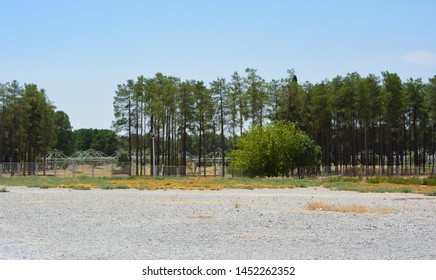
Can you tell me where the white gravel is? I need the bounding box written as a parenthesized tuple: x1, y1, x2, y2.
(0, 186, 435, 260)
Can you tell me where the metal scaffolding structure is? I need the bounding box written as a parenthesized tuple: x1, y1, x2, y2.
(44, 149, 118, 168)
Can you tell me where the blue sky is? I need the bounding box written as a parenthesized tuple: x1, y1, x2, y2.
(1, 0, 435, 129)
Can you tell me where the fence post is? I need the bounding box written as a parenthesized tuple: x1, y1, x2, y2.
(0, 163, 2, 177)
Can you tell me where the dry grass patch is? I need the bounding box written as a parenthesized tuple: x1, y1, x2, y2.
(42, 183, 97, 190)
(306, 201, 397, 214)
(323, 177, 436, 195)
(108, 177, 298, 190)
(362, 183, 435, 195)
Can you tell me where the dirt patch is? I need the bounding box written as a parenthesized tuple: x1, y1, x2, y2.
(306, 201, 398, 214)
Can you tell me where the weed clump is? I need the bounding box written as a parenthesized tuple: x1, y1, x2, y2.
(425, 189, 436, 196)
(69, 185, 91, 190)
(114, 185, 129, 189)
(394, 186, 412, 193)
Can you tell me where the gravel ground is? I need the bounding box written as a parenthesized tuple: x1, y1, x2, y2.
(0, 186, 435, 260)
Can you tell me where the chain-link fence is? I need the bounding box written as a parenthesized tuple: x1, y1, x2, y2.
(0, 162, 234, 178)
(0, 162, 117, 178)
(0, 162, 434, 178)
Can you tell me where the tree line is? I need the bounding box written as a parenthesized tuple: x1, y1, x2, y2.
(2, 68, 435, 178)
(113, 69, 436, 176)
(0, 81, 70, 167)
(306, 72, 436, 176)
(0, 81, 120, 170)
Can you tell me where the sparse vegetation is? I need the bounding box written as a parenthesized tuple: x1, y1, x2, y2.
(425, 189, 436, 196)
(323, 176, 362, 183)
(326, 183, 428, 194)
(0, 176, 315, 190)
(366, 176, 436, 186)
(322, 176, 436, 195)
(0, 175, 435, 195)
(422, 176, 436, 186)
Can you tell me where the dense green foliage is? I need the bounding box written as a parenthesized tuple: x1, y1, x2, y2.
(73, 129, 120, 156)
(54, 111, 74, 155)
(0, 81, 73, 164)
(229, 122, 319, 177)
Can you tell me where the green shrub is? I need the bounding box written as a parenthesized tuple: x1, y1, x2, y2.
(229, 122, 319, 178)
